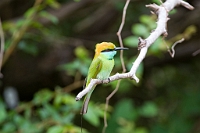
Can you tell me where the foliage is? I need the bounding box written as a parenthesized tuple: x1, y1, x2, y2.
(0, 88, 85, 133)
(124, 14, 163, 56)
(59, 46, 91, 76)
(0, 87, 112, 133)
(3, 0, 59, 58)
(148, 60, 200, 133)
(1, 0, 200, 133)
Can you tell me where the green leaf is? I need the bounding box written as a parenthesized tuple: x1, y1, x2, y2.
(139, 15, 156, 29)
(127, 56, 144, 80)
(124, 36, 138, 48)
(75, 46, 89, 61)
(139, 101, 158, 117)
(18, 41, 38, 56)
(39, 11, 59, 24)
(47, 126, 64, 133)
(149, 37, 163, 55)
(0, 100, 7, 123)
(61, 94, 76, 105)
(24, 7, 37, 18)
(117, 118, 135, 133)
(106, 99, 138, 133)
(2, 122, 16, 132)
(135, 128, 148, 133)
(115, 99, 138, 120)
(169, 9, 177, 15)
(151, 0, 161, 4)
(136, 62, 144, 79)
(83, 103, 100, 126)
(46, 0, 60, 8)
(33, 89, 54, 105)
(132, 23, 149, 37)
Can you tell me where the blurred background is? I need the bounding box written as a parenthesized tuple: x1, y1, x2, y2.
(0, 0, 200, 133)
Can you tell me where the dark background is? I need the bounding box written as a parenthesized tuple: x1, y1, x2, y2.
(0, 0, 200, 133)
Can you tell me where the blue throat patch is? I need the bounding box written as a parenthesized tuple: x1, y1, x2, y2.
(100, 51, 117, 60)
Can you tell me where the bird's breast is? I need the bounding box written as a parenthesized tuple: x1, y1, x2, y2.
(97, 59, 114, 80)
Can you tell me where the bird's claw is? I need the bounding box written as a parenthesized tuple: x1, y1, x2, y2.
(107, 78, 111, 83)
(101, 78, 111, 84)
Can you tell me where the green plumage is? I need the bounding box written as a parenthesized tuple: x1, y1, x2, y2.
(80, 42, 127, 114)
(81, 49, 116, 114)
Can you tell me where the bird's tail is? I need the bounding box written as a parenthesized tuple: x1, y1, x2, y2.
(80, 86, 96, 115)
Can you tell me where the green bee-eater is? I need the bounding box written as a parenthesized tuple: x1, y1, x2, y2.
(81, 42, 128, 114)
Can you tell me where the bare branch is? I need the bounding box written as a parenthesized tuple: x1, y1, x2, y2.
(180, 1, 194, 10)
(76, 72, 131, 100)
(63, 80, 84, 93)
(103, 80, 121, 133)
(2, 0, 43, 66)
(75, 0, 194, 109)
(102, 1, 130, 132)
(168, 38, 185, 58)
(0, 18, 4, 78)
(116, 0, 130, 73)
(192, 49, 200, 56)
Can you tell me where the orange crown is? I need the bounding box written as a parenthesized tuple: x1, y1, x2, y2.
(94, 42, 116, 58)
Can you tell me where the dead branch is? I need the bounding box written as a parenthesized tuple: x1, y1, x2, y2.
(0, 18, 4, 78)
(75, 0, 194, 106)
(192, 49, 200, 56)
(167, 38, 185, 58)
(103, 1, 130, 132)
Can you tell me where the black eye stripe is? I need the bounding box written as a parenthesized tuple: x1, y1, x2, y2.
(101, 49, 114, 52)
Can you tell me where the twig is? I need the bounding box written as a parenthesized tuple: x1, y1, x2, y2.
(180, 1, 194, 10)
(0, 18, 4, 78)
(103, 80, 121, 133)
(75, 0, 194, 100)
(192, 49, 200, 56)
(167, 38, 185, 58)
(2, 0, 43, 66)
(75, 0, 194, 115)
(117, 0, 130, 72)
(102, 1, 130, 132)
(63, 80, 84, 93)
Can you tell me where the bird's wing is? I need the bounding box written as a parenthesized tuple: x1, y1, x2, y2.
(81, 58, 102, 114)
(85, 57, 102, 87)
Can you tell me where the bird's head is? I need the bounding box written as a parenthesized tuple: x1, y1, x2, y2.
(94, 42, 128, 59)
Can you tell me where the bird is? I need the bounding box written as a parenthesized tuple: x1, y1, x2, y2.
(81, 42, 128, 114)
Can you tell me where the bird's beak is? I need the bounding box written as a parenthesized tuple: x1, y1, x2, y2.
(114, 47, 129, 51)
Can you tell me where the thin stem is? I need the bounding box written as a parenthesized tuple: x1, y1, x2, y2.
(0, 18, 4, 77)
(103, 0, 130, 133)
(192, 49, 200, 56)
(117, 0, 130, 72)
(63, 80, 84, 93)
(102, 80, 121, 133)
(166, 38, 184, 58)
(2, 0, 43, 66)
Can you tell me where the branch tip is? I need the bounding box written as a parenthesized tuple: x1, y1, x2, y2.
(162, 31, 168, 37)
(146, 3, 159, 14)
(75, 97, 81, 101)
(168, 38, 185, 58)
(131, 74, 139, 83)
(192, 49, 200, 56)
(180, 1, 194, 10)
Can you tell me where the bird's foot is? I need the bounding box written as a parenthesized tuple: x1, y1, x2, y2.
(101, 78, 110, 84)
(107, 78, 111, 83)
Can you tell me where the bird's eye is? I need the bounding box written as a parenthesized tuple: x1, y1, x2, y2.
(101, 49, 114, 52)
